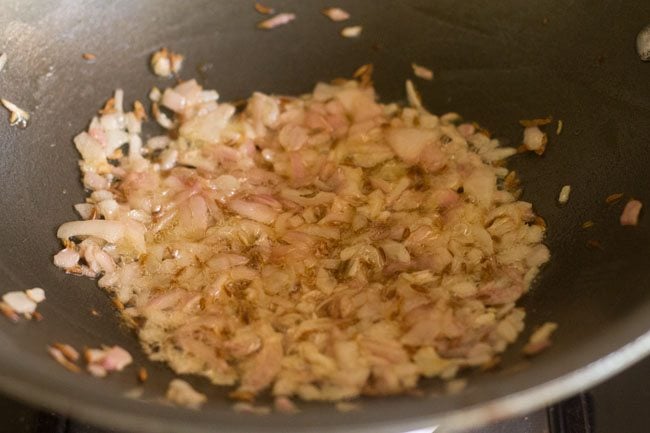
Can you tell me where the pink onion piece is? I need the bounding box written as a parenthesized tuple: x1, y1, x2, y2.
(249, 194, 283, 211)
(144, 289, 184, 312)
(274, 396, 299, 413)
(86, 345, 133, 377)
(278, 124, 308, 151)
(237, 335, 283, 394)
(288, 152, 310, 186)
(208, 254, 249, 272)
(101, 346, 133, 371)
(620, 199, 643, 226)
(258, 13, 296, 30)
(457, 123, 476, 138)
(178, 195, 209, 235)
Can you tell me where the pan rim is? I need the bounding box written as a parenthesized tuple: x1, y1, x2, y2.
(0, 323, 649, 432)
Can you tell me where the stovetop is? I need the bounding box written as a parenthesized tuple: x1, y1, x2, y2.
(3, 354, 650, 433)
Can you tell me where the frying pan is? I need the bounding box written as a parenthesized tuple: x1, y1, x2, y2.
(0, 1, 649, 432)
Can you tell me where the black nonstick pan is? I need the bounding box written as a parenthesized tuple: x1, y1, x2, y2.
(0, 1, 649, 432)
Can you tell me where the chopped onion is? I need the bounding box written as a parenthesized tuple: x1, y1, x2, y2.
(74, 203, 95, 220)
(2, 292, 36, 315)
(161, 88, 187, 113)
(254, 3, 274, 15)
(463, 167, 495, 207)
(522, 126, 547, 155)
(55, 73, 550, 404)
(523, 322, 557, 355)
(150, 48, 183, 77)
(274, 396, 299, 413)
(57, 220, 125, 244)
(411, 63, 433, 80)
(114, 89, 124, 113)
(341, 26, 362, 38)
(258, 13, 296, 30)
(405, 79, 423, 111)
(53, 248, 80, 269)
(229, 198, 278, 224)
(48, 346, 81, 372)
(83, 172, 109, 190)
(386, 127, 437, 164)
(637, 24, 650, 61)
(152, 103, 174, 129)
(52, 342, 79, 361)
(149, 87, 162, 102)
(101, 346, 133, 371)
(211, 175, 240, 195)
(380, 240, 410, 263)
(146, 135, 170, 150)
(278, 124, 308, 151)
(74, 132, 107, 166)
(322, 8, 350, 22)
(200, 90, 220, 103)
(233, 402, 271, 414)
(1, 98, 30, 128)
(159, 149, 178, 171)
(174, 79, 203, 103)
(105, 129, 129, 155)
(620, 200, 643, 226)
(180, 104, 235, 142)
(85, 345, 133, 377)
(558, 185, 571, 204)
(81, 53, 97, 63)
(166, 379, 207, 409)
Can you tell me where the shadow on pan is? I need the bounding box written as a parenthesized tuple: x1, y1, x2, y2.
(0, 1, 649, 432)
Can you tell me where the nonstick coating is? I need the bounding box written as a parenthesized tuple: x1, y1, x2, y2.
(0, 1, 649, 432)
